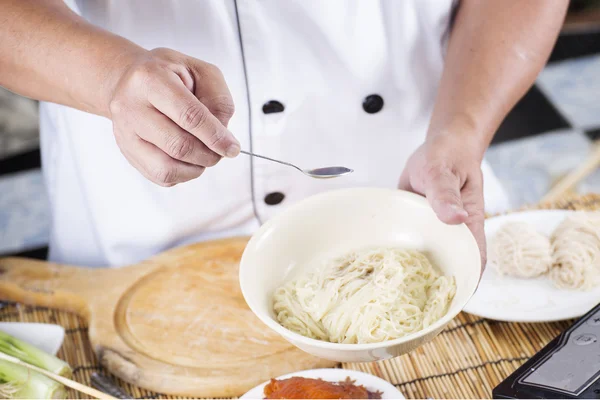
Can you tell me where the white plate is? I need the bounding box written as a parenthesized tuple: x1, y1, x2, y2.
(239, 368, 404, 399)
(0, 322, 65, 355)
(464, 210, 600, 322)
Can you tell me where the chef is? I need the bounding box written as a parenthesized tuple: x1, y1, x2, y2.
(0, 0, 567, 268)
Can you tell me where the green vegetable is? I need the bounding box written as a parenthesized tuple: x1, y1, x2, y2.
(0, 359, 66, 399)
(0, 330, 72, 399)
(0, 331, 71, 378)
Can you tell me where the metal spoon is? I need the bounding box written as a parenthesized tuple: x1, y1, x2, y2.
(240, 150, 353, 179)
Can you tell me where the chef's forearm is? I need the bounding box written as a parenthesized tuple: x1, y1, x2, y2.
(0, 0, 146, 117)
(427, 0, 568, 160)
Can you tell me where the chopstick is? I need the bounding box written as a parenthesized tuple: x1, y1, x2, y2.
(542, 140, 600, 203)
(0, 351, 117, 400)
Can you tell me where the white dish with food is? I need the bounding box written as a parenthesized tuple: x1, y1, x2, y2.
(240, 188, 481, 362)
(464, 210, 600, 322)
(0, 322, 65, 355)
(239, 368, 405, 399)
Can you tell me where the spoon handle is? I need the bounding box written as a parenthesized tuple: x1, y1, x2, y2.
(240, 150, 301, 172)
(91, 373, 130, 400)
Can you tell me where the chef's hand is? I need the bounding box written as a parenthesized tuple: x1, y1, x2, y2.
(399, 135, 486, 269)
(109, 48, 240, 186)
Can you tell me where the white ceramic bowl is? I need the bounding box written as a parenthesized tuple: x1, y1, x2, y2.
(0, 323, 65, 355)
(239, 188, 481, 362)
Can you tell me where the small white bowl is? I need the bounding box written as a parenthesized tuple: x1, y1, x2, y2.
(239, 188, 481, 363)
(0, 322, 65, 355)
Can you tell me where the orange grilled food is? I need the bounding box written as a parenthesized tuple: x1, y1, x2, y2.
(263, 376, 382, 399)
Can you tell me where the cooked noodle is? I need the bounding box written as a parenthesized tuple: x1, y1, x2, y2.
(550, 212, 600, 290)
(488, 222, 552, 278)
(272, 248, 456, 344)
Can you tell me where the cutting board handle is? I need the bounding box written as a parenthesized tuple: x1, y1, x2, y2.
(0, 257, 100, 319)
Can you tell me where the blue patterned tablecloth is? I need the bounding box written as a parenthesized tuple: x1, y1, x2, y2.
(0, 170, 50, 254)
(537, 54, 600, 130)
(485, 129, 595, 210)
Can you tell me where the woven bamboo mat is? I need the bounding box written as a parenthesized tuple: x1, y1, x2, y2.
(2, 193, 600, 399)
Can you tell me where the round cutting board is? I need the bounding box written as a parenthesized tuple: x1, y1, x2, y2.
(0, 237, 335, 397)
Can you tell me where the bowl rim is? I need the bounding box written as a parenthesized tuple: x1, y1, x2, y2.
(239, 187, 481, 351)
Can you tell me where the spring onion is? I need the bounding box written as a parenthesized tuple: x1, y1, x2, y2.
(0, 359, 67, 399)
(0, 330, 72, 399)
(0, 330, 71, 378)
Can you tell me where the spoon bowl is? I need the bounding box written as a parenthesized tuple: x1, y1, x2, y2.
(240, 150, 353, 179)
(304, 166, 354, 179)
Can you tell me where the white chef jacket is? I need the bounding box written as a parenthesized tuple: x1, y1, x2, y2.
(41, 0, 509, 267)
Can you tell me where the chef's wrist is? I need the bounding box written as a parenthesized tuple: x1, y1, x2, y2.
(99, 45, 149, 118)
(425, 114, 490, 163)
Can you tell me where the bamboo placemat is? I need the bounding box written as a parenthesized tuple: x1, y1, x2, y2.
(2, 193, 600, 399)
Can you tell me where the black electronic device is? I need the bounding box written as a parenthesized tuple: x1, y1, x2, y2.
(493, 302, 600, 399)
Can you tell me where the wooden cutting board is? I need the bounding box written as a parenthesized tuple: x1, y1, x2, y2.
(0, 237, 335, 397)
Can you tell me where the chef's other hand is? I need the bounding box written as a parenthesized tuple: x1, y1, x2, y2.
(398, 135, 486, 270)
(109, 48, 240, 186)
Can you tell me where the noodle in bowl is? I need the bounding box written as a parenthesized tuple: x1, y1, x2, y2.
(239, 188, 481, 362)
(273, 248, 456, 344)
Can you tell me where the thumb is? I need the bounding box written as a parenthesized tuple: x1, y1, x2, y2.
(398, 168, 413, 191)
(424, 166, 468, 225)
(149, 69, 240, 158)
(461, 172, 487, 273)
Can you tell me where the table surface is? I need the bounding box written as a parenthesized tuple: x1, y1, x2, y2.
(2, 193, 599, 399)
